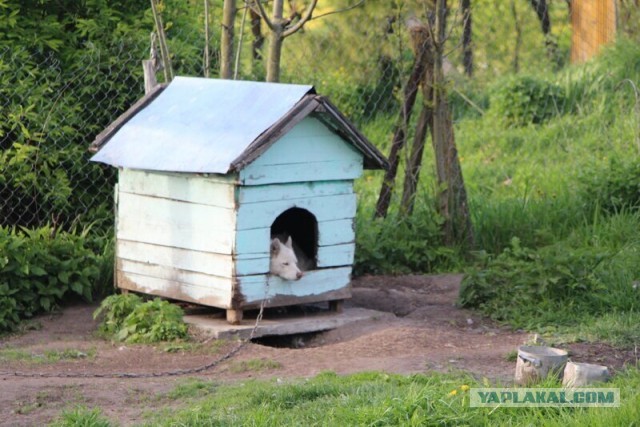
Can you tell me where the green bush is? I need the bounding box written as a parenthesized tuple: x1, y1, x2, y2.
(50, 406, 112, 427)
(458, 236, 640, 329)
(93, 293, 144, 337)
(0, 226, 102, 332)
(581, 157, 640, 214)
(94, 295, 188, 343)
(354, 202, 461, 275)
(489, 75, 565, 127)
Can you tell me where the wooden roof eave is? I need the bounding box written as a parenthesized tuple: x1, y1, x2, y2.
(229, 94, 320, 171)
(314, 96, 390, 171)
(230, 94, 389, 173)
(88, 84, 169, 154)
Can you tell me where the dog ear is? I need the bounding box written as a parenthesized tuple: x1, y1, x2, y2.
(285, 236, 293, 248)
(270, 238, 280, 255)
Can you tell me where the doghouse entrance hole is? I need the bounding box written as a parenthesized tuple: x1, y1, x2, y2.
(271, 207, 318, 269)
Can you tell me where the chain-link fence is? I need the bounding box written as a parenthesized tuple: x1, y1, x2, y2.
(1, 0, 638, 234)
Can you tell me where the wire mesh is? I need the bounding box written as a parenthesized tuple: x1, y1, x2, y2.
(0, 0, 636, 232)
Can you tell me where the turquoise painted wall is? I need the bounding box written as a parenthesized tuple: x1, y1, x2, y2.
(239, 117, 363, 186)
(233, 116, 364, 303)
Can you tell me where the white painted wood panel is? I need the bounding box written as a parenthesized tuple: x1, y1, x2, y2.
(117, 192, 235, 253)
(118, 272, 232, 308)
(237, 267, 352, 304)
(117, 240, 234, 278)
(119, 259, 232, 293)
(119, 169, 236, 208)
(236, 193, 356, 231)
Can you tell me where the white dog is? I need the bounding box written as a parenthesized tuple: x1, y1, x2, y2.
(269, 235, 312, 280)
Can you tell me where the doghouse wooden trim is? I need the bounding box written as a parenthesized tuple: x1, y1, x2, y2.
(236, 266, 352, 307)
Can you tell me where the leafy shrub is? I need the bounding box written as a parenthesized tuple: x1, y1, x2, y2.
(93, 293, 144, 337)
(458, 237, 640, 329)
(0, 226, 102, 332)
(354, 202, 461, 275)
(581, 157, 640, 214)
(94, 295, 188, 343)
(489, 75, 565, 127)
(50, 406, 112, 427)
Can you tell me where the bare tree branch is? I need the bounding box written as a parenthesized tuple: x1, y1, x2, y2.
(282, 0, 318, 37)
(253, 0, 275, 31)
(220, 0, 237, 78)
(150, 0, 173, 81)
(234, 0, 251, 79)
(310, 0, 365, 21)
(444, 5, 461, 44)
(204, 0, 211, 77)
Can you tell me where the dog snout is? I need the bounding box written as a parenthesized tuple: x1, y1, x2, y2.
(296, 271, 304, 280)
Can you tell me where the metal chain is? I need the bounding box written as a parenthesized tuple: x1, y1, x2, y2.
(0, 284, 270, 380)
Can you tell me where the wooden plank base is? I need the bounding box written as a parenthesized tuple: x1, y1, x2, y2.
(226, 309, 243, 325)
(329, 299, 344, 313)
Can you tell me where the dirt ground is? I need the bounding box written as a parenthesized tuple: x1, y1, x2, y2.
(0, 274, 636, 426)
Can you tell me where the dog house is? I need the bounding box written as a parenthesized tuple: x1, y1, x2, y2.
(90, 77, 388, 324)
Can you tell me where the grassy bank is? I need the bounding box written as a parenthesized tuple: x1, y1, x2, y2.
(52, 369, 640, 426)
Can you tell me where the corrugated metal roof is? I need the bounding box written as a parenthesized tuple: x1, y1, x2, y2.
(90, 77, 314, 173)
(90, 77, 389, 173)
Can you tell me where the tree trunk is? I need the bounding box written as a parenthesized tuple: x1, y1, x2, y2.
(220, 0, 236, 79)
(511, 0, 522, 73)
(400, 18, 435, 216)
(266, 31, 285, 82)
(432, 0, 474, 247)
(529, 0, 550, 34)
(529, 0, 559, 65)
(250, 8, 264, 61)
(374, 19, 431, 218)
(150, 0, 173, 82)
(400, 104, 431, 215)
(461, 0, 473, 77)
(204, 0, 211, 77)
(254, 0, 317, 82)
(266, 0, 286, 82)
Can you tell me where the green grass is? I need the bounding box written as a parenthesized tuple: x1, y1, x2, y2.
(161, 339, 229, 354)
(228, 358, 283, 374)
(49, 406, 112, 427)
(162, 378, 219, 400)
(459, 212, 640, 330)
(560, 312, 640, 349)
(138, 369, 640, 426)
(0, 347, 96, 364)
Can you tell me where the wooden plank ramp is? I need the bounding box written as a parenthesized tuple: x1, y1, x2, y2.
(184, 307, 394, 340)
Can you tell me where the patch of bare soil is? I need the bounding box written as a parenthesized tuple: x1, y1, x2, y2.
(0, 274, 636, 426)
